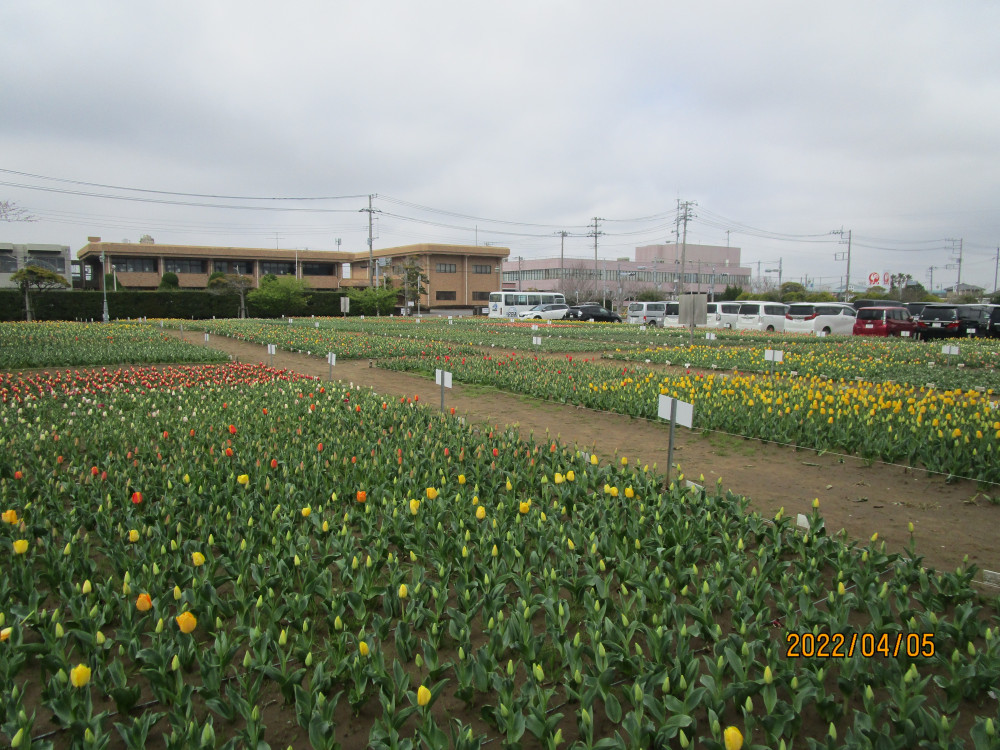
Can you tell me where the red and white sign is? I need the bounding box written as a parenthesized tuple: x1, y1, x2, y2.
(868, 272, 880, 285)
(883, 272, 891, 286)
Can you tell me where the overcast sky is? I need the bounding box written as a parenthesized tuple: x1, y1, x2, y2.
(3, 2, 999, 292)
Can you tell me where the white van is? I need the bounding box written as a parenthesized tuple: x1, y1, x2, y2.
(735, 301, 788, 332)
(626, 301, 680, 327)
(706, 301, 741, 329)
(784, 302, 857, 336)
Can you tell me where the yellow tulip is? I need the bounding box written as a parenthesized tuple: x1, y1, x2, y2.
(723, 726, 744, 750)
(359, 640, 370, 657)
(13, 539, 29, 555)
(128, 529, 139, 543)
(519, 500, 531, 514)
(425, 487, 439, 500)
(398, 583, 408, 599)
(70, 663, 91, 688)
(458, 474, 466, 484)
(301, 506, 311, 517)
(417, 684, 431, 706)
(476, 506, 486, 521)
(410, 499, 420, 515)
(191, 551, 206, 567)
(237, 474, 249, 486)
(175, 611, 197, 634)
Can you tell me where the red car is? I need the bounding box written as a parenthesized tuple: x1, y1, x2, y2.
(853, 306, 917, 338)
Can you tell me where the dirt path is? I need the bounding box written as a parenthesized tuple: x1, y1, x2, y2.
(174, 329, 1000, 579)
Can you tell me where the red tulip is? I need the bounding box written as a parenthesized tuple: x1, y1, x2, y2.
(131, 491, 143, 505)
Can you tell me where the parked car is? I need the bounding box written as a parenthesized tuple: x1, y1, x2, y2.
(915, 305, 961, 339)
(986, 305, 1000, 338)
(518, 303, 569, 320)
(706, 301, 741, 329)
(956, 304, 991, 337)
(853, 306, 917, 337)
(567, 304, 622, 323)
(784, 302, 857, 336)
(626, 301, 665, 326)
(734, 301, 788, 332)
(905, 302, 930, 320)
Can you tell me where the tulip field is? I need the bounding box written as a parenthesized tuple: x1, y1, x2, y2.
(2, 321, 1000, 749)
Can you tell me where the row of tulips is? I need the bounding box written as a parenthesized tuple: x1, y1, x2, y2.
(2, 363, 999, 748)
(380, 351, 1000, 483)
(0, 322, 228, 369)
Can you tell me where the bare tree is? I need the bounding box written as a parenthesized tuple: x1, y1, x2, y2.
(0, 200, 35, 223)
(208, 274, 255, 318)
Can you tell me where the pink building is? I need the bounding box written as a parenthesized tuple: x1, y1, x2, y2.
(502, 243, 752, 303)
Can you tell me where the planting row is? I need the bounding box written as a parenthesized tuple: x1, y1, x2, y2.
(380, 352, 1000, 484)
(1, 364, 998, 748)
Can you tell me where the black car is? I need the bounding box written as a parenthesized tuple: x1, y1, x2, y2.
(915, 305, 960, 339)
(987, 305, 1000, 339)
(956, 304, 991, 337)
(567, 304, 622, 323)
(905, 302, 930, 320)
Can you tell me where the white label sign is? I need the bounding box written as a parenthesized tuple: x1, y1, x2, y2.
(657, 395, 694, 428)
(532, 324, 538, 331)
(435, 369, 453, 388)
(327, 352, 336, 366)
(942, 345, 960, 356)
(532, 336, 542, 345)
(267, 344, 276, 355)
(705, 332, 717, 340)
(765, 349, 784, 363)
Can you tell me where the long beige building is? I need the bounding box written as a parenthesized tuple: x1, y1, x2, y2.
(77, 238, 509, 309)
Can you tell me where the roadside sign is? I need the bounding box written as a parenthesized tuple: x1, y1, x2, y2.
(868, 272, 880, 285)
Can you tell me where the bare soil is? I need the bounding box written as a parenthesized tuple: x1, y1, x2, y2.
(177, 330, 1000, 580)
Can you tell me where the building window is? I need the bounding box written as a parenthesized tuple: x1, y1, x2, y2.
(472, 291, 490, 301)
(472, 264, 492, 274)
(213, 260, 252, 275)
(259, 261, 294, 276)
(435, 290, 457, 301)
(26, 254, 66, 273)
(435, 263, 457, 273)
(0, 253, 17, 273)
(164, 259, 207, 274)
(302, 262, 335, 276)
(115, 257, 158, 273)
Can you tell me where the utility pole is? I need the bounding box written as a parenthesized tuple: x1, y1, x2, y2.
(927, 265, 939, 295)
(677, 200, 697, 345)
(948, 238, 963, 290)
(831, 228, 852, 300)
(556, 231, 568, 279)
(589, 218, 603, 297)
(360, 195, 379, 288)
(993, 247, 999, 296)
(517, 256, 523, 292)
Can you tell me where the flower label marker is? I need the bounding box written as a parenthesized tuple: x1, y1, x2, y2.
(705, 332, 717, 340)
(327, 352, 336, 379)
(448, 316, 454, 325)
(658, 395, 694, 480)
(532, 336, 542, 346)
(204, 332, 210, 343)
(435, 368, 453, 411)
(267, 343, 276, 367)
(982, 570, 1000, 588)
(640, 325, 646, 331)
(765, 349, 784, 376)
(942, 344, 960, 357)
(797, 513, 809, 529)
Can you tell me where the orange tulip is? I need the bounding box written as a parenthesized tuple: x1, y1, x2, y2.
(175, 611, 197, 634)
(136, 593, 152, 612)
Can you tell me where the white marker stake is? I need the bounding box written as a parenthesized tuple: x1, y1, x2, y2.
(532, 336, 542, 346)
(658, 395, 694, 480)
(327, 352, 336, 379)
(765, 349, 784, 376)
(435, 369, 453, 411)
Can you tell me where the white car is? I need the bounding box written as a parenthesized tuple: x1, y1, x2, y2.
(518, 303, 569, 320)
(784, 302, 857, 336)
(706, 301, 741, 329)
(734, 301, 789, 332)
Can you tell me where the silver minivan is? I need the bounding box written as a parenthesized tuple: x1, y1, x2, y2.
(735, 301, 788, 332)
(626, 301, 680, 327)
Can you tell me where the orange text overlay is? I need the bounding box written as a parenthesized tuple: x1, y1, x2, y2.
(786, 631, 935, 659)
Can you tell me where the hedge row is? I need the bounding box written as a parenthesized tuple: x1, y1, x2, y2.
(0, 290, 356, 321)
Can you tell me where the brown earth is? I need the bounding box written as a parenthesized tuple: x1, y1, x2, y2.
(177, 329, 1000, 583)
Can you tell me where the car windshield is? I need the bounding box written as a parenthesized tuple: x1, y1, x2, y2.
(787, 305, 813, 316)
(921, 307, 958, 321)
(857, 309, 885, 321)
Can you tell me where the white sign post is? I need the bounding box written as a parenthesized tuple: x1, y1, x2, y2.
(765, 349, 784, 376)
(327, 352, 336, 379)
(705, 332, 717, 341)
(435, 369, 453, 412)
(532, 336, 542, 346)
(267, 343, 276, 367)
(204, 332, 210, 343)
(658, 395, 694, 480)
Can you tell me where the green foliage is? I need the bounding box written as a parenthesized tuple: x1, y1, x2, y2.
(634, 289, 665, 302)
(401, 260, 429, 306)
(159, 272, 179, 290)
(207, 271, 227, 286)
(10, 264, 70, 320)
(247, 275, 311, 317)
(717, 285, 743, 301)
(346, 287, 398, 316)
